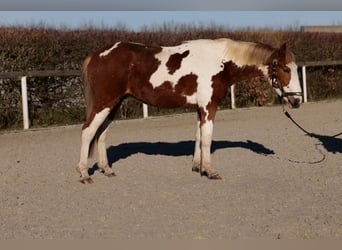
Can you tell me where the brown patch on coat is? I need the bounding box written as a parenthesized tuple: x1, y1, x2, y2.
(197, 107, 207, 125)
(85, 42, 163, 115)
(166, 50, 190, 74)
(203, 61, 264, 124)
(132, 80, 197, 109)
(210, 61, 263, 104)
(92, 44, 193, 109)
(267, 43, 295, 87)
(175, 73, 198, 96)
(146, 81, 185, 108)
(197, 104, 219, 126)
(275, 65, 291, 87)
(133, 74, 198, 109)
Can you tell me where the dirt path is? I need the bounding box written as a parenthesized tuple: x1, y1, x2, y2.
(0, 100, 341, 239)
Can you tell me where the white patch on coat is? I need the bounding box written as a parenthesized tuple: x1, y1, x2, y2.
(149, 39, 229, 107)
(80, 109, 110, 158)
(193, 120, 201, 167)
(283, 62, 303, 103)
(99, 42, 121, 57)
(285, 62, 302, 92)
(265, 62, 302, 101)
(258, 65, 269, 77)
(186, 93, 197, 105)
(201, 120, 213, 144)
(78, 107, 111, 176)
(200, 120, 214, 166)
(84, 108, 110, 134)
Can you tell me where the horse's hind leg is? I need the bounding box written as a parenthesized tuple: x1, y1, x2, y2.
(96, 103, 122, 177)
(78, 107, 111, 184)
(97, 127, 115, 177)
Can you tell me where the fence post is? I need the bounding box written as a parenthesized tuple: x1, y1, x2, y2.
(143, 103, 148, 118)
(302, 66, 308, 103)
(230, 84, 236, 109)
(21, 76, 29, 130)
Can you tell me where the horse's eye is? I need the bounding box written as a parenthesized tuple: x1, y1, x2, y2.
(283, 67, 290, 74)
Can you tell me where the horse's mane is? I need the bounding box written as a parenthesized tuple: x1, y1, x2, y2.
(222, 38, 295, 66)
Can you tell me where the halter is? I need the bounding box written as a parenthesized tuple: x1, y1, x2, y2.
(271, 59, 302, 100)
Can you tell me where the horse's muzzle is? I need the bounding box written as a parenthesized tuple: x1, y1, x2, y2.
(285, 96, 302, 109)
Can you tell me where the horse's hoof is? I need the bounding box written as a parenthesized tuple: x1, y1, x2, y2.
(104, 172, 116, 177)
(200, 170, 222, 180)
(200, 170, 208, 177)
(208, 173, 222, 180)
(192, 166, 200, 173)
(80, 177, 94, 184)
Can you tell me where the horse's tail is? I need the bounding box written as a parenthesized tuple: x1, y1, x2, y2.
(82, 56, 93, 121)
(82, 56, 96, 158)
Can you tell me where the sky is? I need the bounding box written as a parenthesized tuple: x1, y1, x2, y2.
(1, 0, 342, 11)
(0, 11, 342, 31)
(0, 0, 341, 31)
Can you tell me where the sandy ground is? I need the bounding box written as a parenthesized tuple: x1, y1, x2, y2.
(0, 100, 341, 239)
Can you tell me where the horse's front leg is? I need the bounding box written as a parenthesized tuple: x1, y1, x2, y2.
(200, 120, 222, 179)
(192, 120, 201, 172)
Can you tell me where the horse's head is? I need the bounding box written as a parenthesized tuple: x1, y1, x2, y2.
(268, 43, 302, 108)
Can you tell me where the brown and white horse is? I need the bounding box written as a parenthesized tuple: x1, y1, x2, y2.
(77, 38, 302, 184)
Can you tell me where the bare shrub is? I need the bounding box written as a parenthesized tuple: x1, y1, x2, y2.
(0, 24, 341, 129)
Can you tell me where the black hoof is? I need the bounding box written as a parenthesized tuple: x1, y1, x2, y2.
(80, 177, 94, 184)
(201, 171, 222, 180)
(192, 166, 200, 173)
(200, 171, 208, 177)
(104, 172, 116, 177)
(208, 173, 222, 180)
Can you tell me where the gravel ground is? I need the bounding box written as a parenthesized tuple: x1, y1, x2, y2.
(0, 100, 341, 239)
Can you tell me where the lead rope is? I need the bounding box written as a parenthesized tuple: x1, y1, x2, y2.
(271, 108, 326, 164)
(271, 59, 327, 164)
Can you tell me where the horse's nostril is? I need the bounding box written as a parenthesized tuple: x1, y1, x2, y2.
(293, 98, 301, 108)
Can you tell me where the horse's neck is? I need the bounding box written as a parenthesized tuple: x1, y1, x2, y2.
(223, 39, 272, 82)
(225, 61, 265, 84)
(224, 39, 273, 66)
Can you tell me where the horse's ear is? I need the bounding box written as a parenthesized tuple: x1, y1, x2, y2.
(278, 43, 287, 60)
(280, 43, 287, 51)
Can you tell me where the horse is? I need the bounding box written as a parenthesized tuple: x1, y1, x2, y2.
(77, 38, 302, 184)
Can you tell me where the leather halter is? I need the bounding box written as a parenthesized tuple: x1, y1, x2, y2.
(271, 59, 302, 99)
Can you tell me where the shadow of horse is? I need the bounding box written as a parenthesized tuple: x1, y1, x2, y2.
(307, 132, 342, 154)
(284, 111, 341, 154)
(89, 140, 275, 175)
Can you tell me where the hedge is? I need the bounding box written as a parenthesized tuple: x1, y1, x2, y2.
(0, 25, 341, 129)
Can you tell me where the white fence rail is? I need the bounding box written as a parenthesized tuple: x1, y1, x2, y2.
(1, 61, 341, 130)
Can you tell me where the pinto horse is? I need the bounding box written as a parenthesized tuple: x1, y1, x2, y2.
(77, 38, 302, 184)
